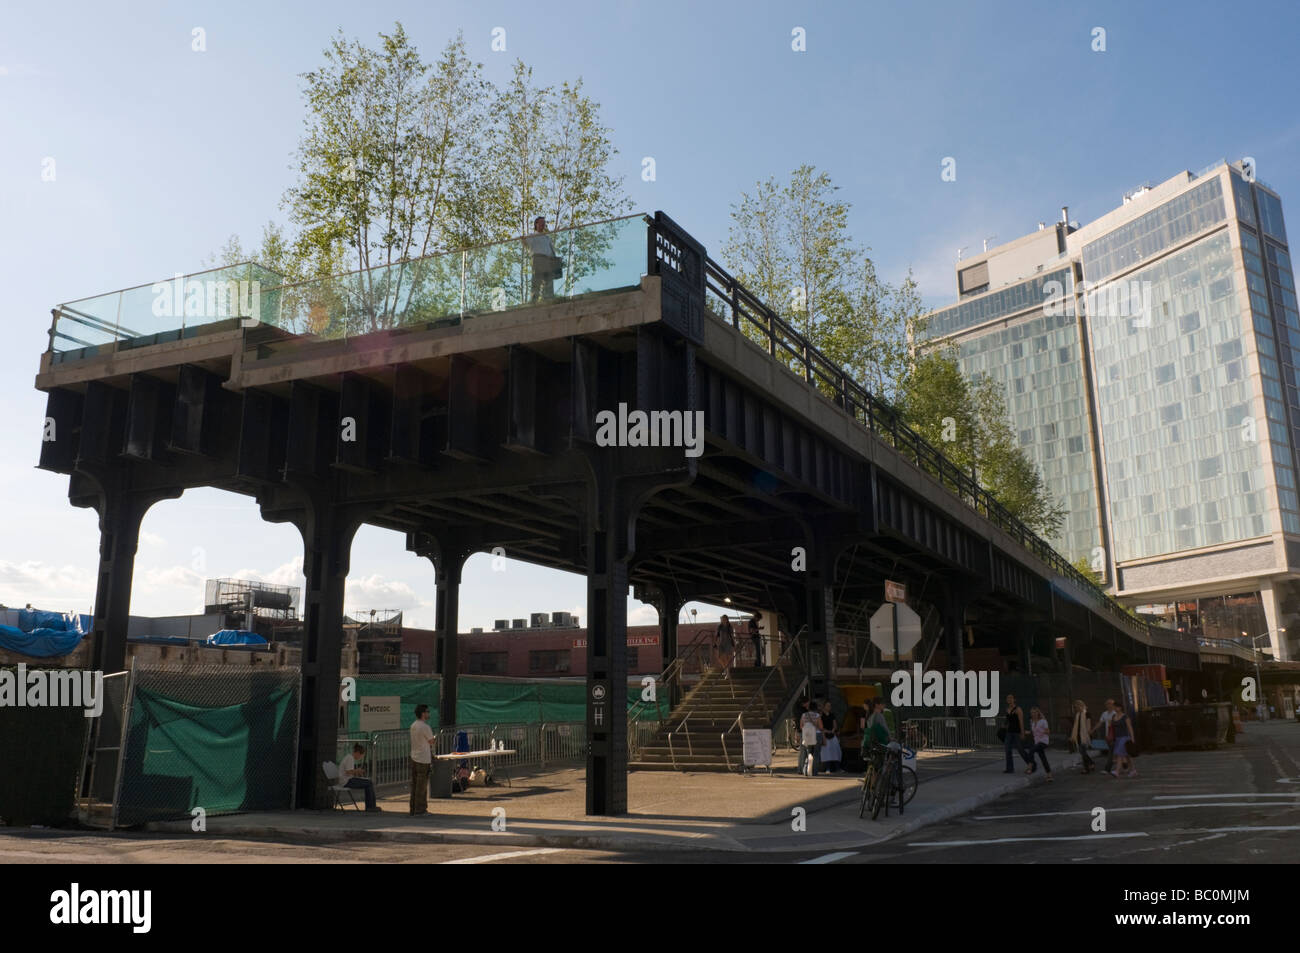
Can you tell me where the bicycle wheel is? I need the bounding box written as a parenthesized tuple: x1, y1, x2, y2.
(870, 759, 892, 820)
(893, 765, 918, 807)
(858, 767, 875, 819)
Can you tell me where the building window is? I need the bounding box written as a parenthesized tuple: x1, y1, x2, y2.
(529, 650, 571, 674)
(468, 652, 508, 674)
(626, 647, 639, 669)
(401, 652, 421, 673)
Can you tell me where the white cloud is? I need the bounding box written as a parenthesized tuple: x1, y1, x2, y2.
(345, 573, 427, 613)
(140, 530, 165, 547)
(229, 557, 305, 587)
(628, 604, 658, 626)
(0, 560, 96, 609)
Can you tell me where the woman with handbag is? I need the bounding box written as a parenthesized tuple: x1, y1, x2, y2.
(819, 700, 842, 772)
(524, 216, 561, 302)
(1023, 706, 1053, 781)
(1071, 699, 1095, 774)
(1110, 703, 1138, 778)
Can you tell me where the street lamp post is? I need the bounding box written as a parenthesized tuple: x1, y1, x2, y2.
(1241, 627, 1285, 720)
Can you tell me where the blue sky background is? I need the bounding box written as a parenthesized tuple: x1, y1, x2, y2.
(2, 0, 1298, 630)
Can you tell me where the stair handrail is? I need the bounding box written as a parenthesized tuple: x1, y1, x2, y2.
(720, 625, 809, 770)
(628, 625, 715, 731)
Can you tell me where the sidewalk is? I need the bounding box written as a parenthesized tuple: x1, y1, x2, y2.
(149, 747, 1086, 854)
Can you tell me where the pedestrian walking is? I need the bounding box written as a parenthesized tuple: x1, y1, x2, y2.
(1023, 705, 1053, 781)
(819, 700, 842, 772)
(799, 698, 824, 777)
(714, 614, 736, 678)
(1110, 703, 1138, 778)
(1093, 697, 1118, 774)
(1071, 699, 1095, 774)
(1001, 694, 1032, 773)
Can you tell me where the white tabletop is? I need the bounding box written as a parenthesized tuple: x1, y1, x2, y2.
(433, 749, 517, 760)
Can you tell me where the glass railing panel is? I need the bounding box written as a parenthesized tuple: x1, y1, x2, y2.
(51, 291, 122, 352)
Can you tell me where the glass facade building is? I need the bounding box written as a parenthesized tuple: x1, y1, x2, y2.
(921, 271, 1104, 564)
(921, 161, 1299, 660)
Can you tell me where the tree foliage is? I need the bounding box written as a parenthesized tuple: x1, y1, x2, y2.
(721, 166, 1065, 541)
(210, 23, 628, 329)
(720, 165, 918, 402)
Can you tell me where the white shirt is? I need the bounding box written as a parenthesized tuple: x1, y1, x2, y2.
(339, 753, 359, 783)
(410, 718, 435, 763)
(524, 233, 555, 257)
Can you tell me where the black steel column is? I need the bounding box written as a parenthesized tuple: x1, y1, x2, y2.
(586, 481, 631, 816)
(294, 500, 360, 809)
(805, 572, 832, 700)
(942, 591, 966, 672)
(1017, 625, 1034, 677)
(86, 479, 182, 675)
(434, 554, 465, 726)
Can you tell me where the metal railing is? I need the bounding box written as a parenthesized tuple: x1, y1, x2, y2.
(337, 721, 587, 790)
(720, 627, 809, 769)
(626, 626, 715, 731)
(697, 250, 1163, 647)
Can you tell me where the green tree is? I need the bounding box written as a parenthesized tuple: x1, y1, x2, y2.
(720, 165, 919, 401)
(213, 25, 628, 331)
(896, 350, 1066, 539)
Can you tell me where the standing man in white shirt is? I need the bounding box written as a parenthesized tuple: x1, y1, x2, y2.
(524, 216, 558, 303)
(409, 703, 436, 816)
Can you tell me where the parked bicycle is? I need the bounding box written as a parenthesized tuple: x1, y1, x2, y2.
(867, 741, 918, 820)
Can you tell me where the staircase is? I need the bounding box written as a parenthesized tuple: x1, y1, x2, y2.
(629, 647, 807, 771)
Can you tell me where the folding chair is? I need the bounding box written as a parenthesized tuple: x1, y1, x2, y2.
(322, 761, 361, 811)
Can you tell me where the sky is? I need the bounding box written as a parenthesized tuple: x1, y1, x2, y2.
(2, 0, 1299, 631)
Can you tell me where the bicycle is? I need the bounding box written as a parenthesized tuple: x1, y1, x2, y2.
(869, 742, 919, 819)
(858, 744, 885, 818)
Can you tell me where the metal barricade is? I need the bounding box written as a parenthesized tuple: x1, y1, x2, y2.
(338, 721, 590, 792)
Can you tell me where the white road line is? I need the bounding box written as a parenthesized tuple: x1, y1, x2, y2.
(800, 851, 858, 865)
(1152, 793, 1300, 800)
(909, 833, 1148, 847)
(441, 848, 566, 864)
(975, 802, 1296, 820)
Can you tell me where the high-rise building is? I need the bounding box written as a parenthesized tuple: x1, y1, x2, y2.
(920, 159, 1298, 661)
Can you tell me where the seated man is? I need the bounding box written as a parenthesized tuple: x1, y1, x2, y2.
(338, 743, 381, 812)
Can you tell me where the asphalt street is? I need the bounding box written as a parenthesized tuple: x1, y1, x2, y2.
(822, 720, 1300, 864)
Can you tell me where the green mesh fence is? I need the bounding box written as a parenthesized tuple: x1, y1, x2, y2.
(114, 666, 300, 827)
(454, 676, 670, 724)
(342, 675, 441, 730)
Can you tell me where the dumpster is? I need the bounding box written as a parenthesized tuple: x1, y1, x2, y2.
(1143, 703, 1233, 751)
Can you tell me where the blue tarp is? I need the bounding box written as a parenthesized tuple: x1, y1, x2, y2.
(0, 607, 90, 658)
(205, 629, 267, 646)
(0, 624, 85, 658)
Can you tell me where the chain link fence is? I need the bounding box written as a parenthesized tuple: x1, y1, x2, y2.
(112, 664, 300, 827)
(337, 721, 588, 793)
